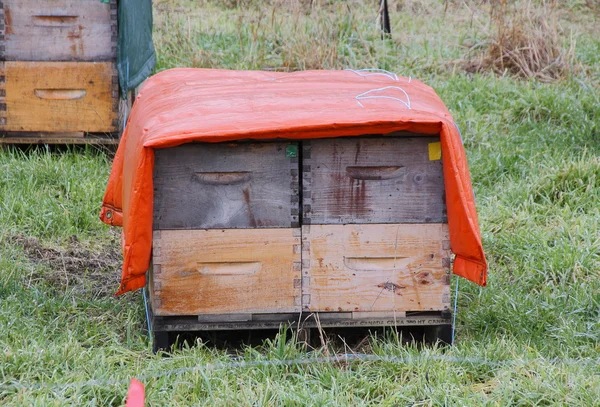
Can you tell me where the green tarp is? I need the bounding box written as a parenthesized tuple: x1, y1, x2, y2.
(118, 0, 156, 98)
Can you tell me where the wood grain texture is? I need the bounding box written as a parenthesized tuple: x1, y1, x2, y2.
(0, 61, 117, 132)
(0, 132, 122, 144)
(151, 228, 302, 316)
(148, 310, 451, 333)
(303, 137, 446, 224)
(302, 224, 451, 312)
(153, 142, 300, 230)
(1, 0, 117, 61)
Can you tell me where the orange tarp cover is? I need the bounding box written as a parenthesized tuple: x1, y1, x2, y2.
(100, 68, 487, 294)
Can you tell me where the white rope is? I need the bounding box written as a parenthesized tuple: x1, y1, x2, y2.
(451, 277, 459, 344)
(356, 86, 411, 109)
(142, 287, 152, 343)
(452, 121, 464, 145)
(345, 68, 399, 81)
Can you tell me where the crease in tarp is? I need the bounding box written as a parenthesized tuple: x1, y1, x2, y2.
(101, 68, 488, 294)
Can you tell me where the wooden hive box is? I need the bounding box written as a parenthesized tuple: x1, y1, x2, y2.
(147, 134, 453, 350)
(150, 142, 302, 317)
(0, 0, 131, 144)
(301, 136, 451, 315)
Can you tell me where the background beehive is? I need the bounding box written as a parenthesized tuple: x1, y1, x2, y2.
(0, 0, 126, 144)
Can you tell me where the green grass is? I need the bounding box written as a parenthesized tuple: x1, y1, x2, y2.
(1, 1, 600, 405)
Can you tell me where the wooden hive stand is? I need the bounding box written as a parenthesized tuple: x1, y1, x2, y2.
(0, 0, 133, 144)
(147, 134, 453, 352)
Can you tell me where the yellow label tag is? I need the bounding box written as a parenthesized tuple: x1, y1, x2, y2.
(428, 142, 441, 161)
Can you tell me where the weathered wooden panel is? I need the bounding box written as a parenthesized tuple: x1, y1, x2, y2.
(303, 137, 446, 224)
(0, 0, 117, 61)
(153, 142, 300, 230)
(302, 223, 451, 312)
(0, 61, 118, 132)
(151, 228, 301, 316)
(0, 132, 119, 144)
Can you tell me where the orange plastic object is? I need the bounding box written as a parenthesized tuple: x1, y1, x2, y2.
(125, 378, 144, 407)
(100, 68, 487, 294)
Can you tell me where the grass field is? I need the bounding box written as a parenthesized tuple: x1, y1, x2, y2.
(1, 0, 600, 405)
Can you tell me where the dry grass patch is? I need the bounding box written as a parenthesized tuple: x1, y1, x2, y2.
(464, 1, 577, 82)
(8, 234, 121, 296)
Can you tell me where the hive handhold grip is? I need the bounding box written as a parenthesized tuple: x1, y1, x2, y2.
(34, 89, 86, 100)
(344, 256, 411, 271)
(193, 171, 252, 185)
(196, 261, 262, 276)
(32, 15, 79, 27)
(346, 166, 405, 180)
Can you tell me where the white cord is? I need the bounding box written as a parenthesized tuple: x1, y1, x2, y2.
(345, 68, 399, 81)
(356, 86, 411, 109)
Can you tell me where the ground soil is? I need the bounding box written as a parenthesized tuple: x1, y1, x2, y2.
(9, 233, 122, 296)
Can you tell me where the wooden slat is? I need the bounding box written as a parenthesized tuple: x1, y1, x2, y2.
(1, 0, 116, 61)
(153, 142, 300, 230)
(149, 311, 452, 332)
(302, 224, 451, 313)
(151, 228, 302, 316)
(0, 132, 120, 145)
(1, 61, 117, 132)
(303, 137, 446, 224)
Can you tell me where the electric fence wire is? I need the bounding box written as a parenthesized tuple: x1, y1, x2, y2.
(3, 352, 600, 393)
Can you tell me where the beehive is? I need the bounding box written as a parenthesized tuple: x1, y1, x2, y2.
(0, 0, 130, 144)
(147, 134, 453, 351)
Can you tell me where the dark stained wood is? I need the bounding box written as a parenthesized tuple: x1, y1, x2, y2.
(153, 142, 300, 230)
(0, 132, 119, 144)
(1, 0, 117, 61)
(145, 307, 451, 333)
(302, 136, 446, 224)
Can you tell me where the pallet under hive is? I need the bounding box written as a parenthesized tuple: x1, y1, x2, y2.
(146, 134, 453, 351)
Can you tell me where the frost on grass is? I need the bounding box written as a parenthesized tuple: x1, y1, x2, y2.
(8, 234, 121, 296)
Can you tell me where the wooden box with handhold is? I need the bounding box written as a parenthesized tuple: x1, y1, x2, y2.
(1, 0, 116, 62)
(301, 136, 446, 225)
(147, 135, 453, 351)
(0, 61, 118, 133)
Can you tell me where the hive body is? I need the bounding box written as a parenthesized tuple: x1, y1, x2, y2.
(148, 134, 453, 350)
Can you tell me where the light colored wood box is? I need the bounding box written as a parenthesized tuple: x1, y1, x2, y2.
(0, 0, 117, 62)
(301, 223, 451, 313)
(151, 228, 301, 316)
(0, 61, 118, 133)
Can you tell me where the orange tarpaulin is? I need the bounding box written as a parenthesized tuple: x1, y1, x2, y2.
(100, 68, 487, 295)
